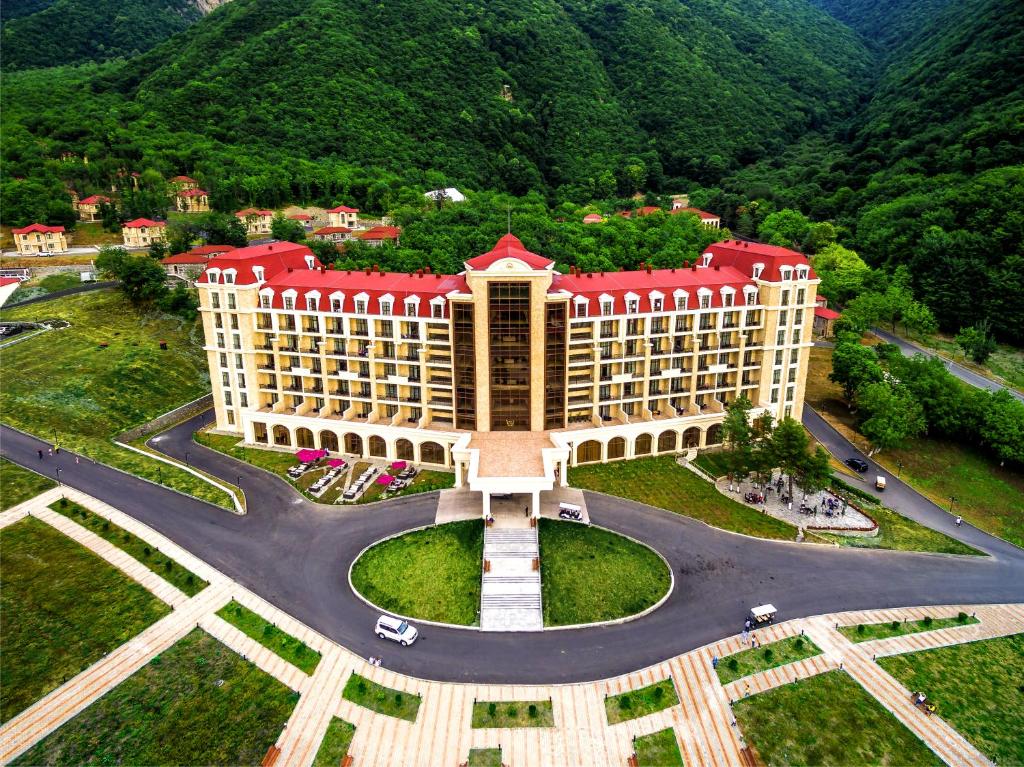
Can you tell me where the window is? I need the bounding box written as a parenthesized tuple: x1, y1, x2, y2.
(238, 373, 246, 388)
(776, 330, 786, 346)
(797, 288, 806, 304)
(260, 294, 271, 309)
(792, 328, 801, 344)
(752, 264, 764, 280)
(781, 289, 790, 306)
(624, 361, 636, 375)
(652, 297, 663, 312)
(746, 290, 758, 306)
(331, 298, 342, 312)
(788, 366, 797, 383)
(787, 385, 795, 401)
(797, 267, 808, 280)
(794, 308, 804, 325)
(222, 372, 230, 387)
(380, 300, 392, 316)
(432, 303, 444, 318)
(601, 300, 613, 316)
(228, 294, 236, 309)
(575, 301, 588, 318)
(306, 297, 317, 311)
(772, 369, 781, 385)
(780, 310, 788, 325)
(626, 298, 638, 314)
(698, 293, 710, 310)
(283, 296, 295, 311)
(240, 393, 248, 408)
(226, 410, 235, 425)
(216, 332, 225, 348)
(211, 293, 220, 309)
(230, 315, 239, 330)
(600, 320, 616, 339)
(675, 295, 687, 310)
(405, 301, 417, 317)
(775, 350, 784, 365)
(219, 353, 227, 368)
(224, 391, 233, 406)
(224, 273, 235, 284)
(771, 388, 779, 404)
(235, 353, 243, 368)
(722, 292, 734, 308)
(232, 334, 241, 349)
(215, 315, 223, 329)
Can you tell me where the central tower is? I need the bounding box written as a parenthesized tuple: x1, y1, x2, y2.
(487, 280, 531, 430)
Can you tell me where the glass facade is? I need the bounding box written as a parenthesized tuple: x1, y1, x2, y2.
(452, 302, 476, 430)
(488, 282, 531, 431)
(544, 302, 567, 429)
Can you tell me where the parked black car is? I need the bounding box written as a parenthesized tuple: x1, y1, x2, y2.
(846, 457, 870, 473)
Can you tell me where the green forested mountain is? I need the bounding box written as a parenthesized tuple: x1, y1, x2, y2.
(1, 0, 211, 69)
(809, 0, 953, 50)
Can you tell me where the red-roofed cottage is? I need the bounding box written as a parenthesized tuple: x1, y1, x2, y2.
(175, 187, 210, 213)
(355, 226, 400, 247)
(326, 205, 359, 230)
(236, 208, 274, 236)
(312, 226, 353, 243)
(12, 224, 68, 255)
(161, 244, 237, 284)
(671, 207, 721, 228)
(77, 194, 112, 222)
(122, 218, 167, 248)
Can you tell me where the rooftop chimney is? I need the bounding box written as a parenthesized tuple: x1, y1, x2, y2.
(372, 264, 379, 272)
(646, 265, 652, 274)
(714, 264, 721, 271)
(364, 267, 371, 275)
(691, 264, 697, 271)
(425, 266, 432, 274)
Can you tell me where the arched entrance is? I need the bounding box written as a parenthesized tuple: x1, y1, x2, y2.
(319, 431, 339, 452)
(396, 438, 414, 461)
(607, 436, 626, 460)
(420, 441, 445, 465)
(369, 435, 387, 458)
(658, 430, 677, 453)
(344, 433, 363, 455)
(577, 440, 600, 464)
(272, 425, 291, 447)
(295, 428, 314, 449)
(683, 427, 700, 449)
(706, 424, 723, 445)
(635, 433, 652, 456)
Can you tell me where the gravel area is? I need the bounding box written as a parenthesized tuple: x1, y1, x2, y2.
(715, 475, 876, 534)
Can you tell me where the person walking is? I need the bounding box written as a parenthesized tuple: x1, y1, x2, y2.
(955, 516, 963, 526)
(38, 449, 44, 460)
(47, 447, 53, 457)
(712, 655, 719, 670)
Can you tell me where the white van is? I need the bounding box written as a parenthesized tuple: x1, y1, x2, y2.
(375, 615, 419, 646)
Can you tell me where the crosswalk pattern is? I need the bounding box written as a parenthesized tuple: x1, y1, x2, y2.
(1, 488, 1022, 767)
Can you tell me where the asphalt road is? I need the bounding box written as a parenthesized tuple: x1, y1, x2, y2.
(3, 416, 1022, 685)
(872, 327, 1024, 403)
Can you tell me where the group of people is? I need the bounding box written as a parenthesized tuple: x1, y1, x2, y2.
(367, 655, 383, 667)
(912, 691, 937, 716)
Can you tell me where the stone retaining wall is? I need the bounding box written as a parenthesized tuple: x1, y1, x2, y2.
(118, 394, 214, 442)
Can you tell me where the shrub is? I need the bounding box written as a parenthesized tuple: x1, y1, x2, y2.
(891, 621, 900, 630)
(922, 616, 933, 627)
(163, 560, 172, 571)
(763, 648, 774, 662)
(856, 624, 865, 634)
(143, 546, 151, 557)
(394, 693, 403, 707)
(488, 702, 497, 717)
(122, 532, 130, 542)
(653, 686, 665, 701)
(528, 704, 538, 718)
(102, 521, 110, 532)
(728, 658, 739, 671)
(507, 705, 517, 718)
(794, 638, 804, 650)
(957, 611, 968, 623)
(357, 680, 367, 695)
(59, 498, 68, 508)
(618, 696, 632, 710)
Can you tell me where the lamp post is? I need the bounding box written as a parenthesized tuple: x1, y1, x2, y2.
(55, 468, 62, 486)
(949, 495, 957, 514)
(184, 451, 191, 467)
(237, 475, 242, 489)
(157, 465, 162, 484)
(896, 460, 903, 478)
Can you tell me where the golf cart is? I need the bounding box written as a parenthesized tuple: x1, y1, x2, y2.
(749, 604, 777, 626)
(875, 475, 886, 491)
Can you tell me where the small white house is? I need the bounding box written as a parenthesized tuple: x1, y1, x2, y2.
(424, 187, 466, 204)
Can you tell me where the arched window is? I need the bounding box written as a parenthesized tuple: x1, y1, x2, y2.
(369, 435, 387, 458)
(607, 437, 626, 460)
(658, 430, 677, 453)
(396, 439, 414, 461)
(344, 433, 363, 455)
(319, 431, 339, 453)
(420, 441, 445, 465)
(272, 425, 291, 446)
(706, 423, 723, 445)
(577, 440, 601, 464)
(683, 427, 700, 449)
(295, 428, 314, 449)
(635, 433, 653, 456)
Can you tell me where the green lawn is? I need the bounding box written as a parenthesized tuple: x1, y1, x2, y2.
(0, 457, 55, 509)
(14, 629, 298, 766)
(918, 332, 1024, 392)
(50, 498, 207, 596)
(878, 634, 1024, 766)
(538, 519, 670, 626)
(634, 728, 684, 767)
(819, 501, 982, 555)
(471, 699, 554, 728)
(356, 469, 455, 504)
(605, 679, 679, 725)
(312, 717, 356, 767)
(732, 670, 941, 766)
(716, 635, 823, 686)
(350, 520, 482, 625)
(0, 290, 232, 509)
(217, 600, 321, 674)
(342, 673, 420, 722)
(0, 518, 171, 723)
(569, 456, 796, 541)
(467, 748, 503, 767)
(692, 450, 731, 478)
(839, 613, 978, 643)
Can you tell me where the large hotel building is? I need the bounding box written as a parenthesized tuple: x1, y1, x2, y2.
(197, 234, 817, 513)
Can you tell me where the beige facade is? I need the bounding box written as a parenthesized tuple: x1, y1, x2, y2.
(326, 206, 359, 229)
(121, 220, 167, 248)
(12, 225, 68, 255)
(236, 209, 273, 235)
(77, 195, 110, 222)
(176, 190, 210, 213)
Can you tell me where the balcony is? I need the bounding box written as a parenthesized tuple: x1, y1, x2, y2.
(426, 355, 451, 365)
(428, 376, 452, 386)
(428, 398, 453, 408)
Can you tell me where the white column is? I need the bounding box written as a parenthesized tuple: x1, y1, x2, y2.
(454, 460, 463, 489)
(531, 490, 541, 518)
(481, 491, 491, 519)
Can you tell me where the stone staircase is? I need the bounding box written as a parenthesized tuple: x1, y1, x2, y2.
(480, 526, 543, 631)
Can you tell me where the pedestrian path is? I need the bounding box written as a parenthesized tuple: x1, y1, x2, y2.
(481, 510, 543, 631)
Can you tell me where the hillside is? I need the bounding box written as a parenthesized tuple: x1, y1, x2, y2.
(809, 0, 954, 50)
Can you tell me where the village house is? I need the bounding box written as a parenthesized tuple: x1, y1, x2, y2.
(671, 207, 721, 228)
(670, 194, 690, 210)
(326, 205, 360, 230)
(176, 188, 210, 213)
(288, 213, 313, 229)
(236, 208, 274, 236)
(813, 297, 841, 338)
(11, 224, 68, 255)
(424, 187, 466, 204)
(170, 175, 200, 191)
(77, 194, 111, 222)
(356, 225, 400, 247)
(161, 244, 236, 285)
(312, 226, 352, 244)
(122, 218, 167, 248)
(582, 213, 604, 224)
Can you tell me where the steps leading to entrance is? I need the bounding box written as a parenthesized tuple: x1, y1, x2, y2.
(481, 514, 543, 632)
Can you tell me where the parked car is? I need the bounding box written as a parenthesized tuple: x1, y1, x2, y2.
(375, 615, 418, 646)
(845, 457, 869, 473)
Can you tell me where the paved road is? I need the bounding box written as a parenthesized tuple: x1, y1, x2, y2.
(3, 417, 1022, 684)
(872, 327, 1024, 403)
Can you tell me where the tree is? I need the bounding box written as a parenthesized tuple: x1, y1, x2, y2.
(95, 246, 167, 305)
(803, 221, 837, 254)
(955, 321, 997, 364)
(795, 446, 832, 499)
(856, 382, 926, 454)
(721, 397, 754, 488)
(980, 390, 1024, 466)
(769, 417, 811, 503)
(810, 243, 870, 305)
(758, 208, 810, 249)
(307, 239, 341, 266)
(270, 213, 306, 243)
(901, 299, 937, 339)
(829, 337, 883, 401)
(148, 241, 168, 260)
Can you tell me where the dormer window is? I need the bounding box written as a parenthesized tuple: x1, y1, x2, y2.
(600, 297, 614, 316)
(574, 296, 589, 318)
(432, 303, 444, 318)
(306, 296, 317, 312)
(673, 290, 688, 311)
(702, 253, 713, 267)
(796, 266, 809, 280)
(222, 269, 236, 284)
(379, 294, 393, 316)
(283, 296, 294, 310)
(355, 300, 367, 314)
(752, 263, 764, 280)
(253, 266, 265, 283)
(260, 294, 271, 309)
(722, 292, 734, 308)
(627, 298, 638, 314)
(745, 287, 758, 306)
(331, 298, 342, 312)
(699, 293, 711, 310)
(404, 297, 419, 316)
(304, 255, 315, 270)
(652, 297, 663, 312)
(780, 266, 793, 281)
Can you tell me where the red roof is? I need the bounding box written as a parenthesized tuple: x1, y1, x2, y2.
(162, 253, 212, 265)
(12, 223, 65, 234)
(190, 244, 236, 256)
(636, 206, 663, 217)
(314, 226, 352, 235)
(582, 214, 604, 223)
(356, 226, 401, 242)
(464, 234, 552, 270)
(236, 208, 273, 217)
(702, 240, 815, 281)
(177, 188, 208, 197)
(197, 242, 318, 286)
(551, 267, 752, 313)
(616, 210, 633, 218)
(815, 306, 841, 320)
(0, 277, 21, 287)
(170, 175, 197, 183)
(79, 194, 111, 205)
(671, 207, 719, 220)
(326, 205, 359, 214)
(289, 214, 312, 220)
(123, 218, 165, 228)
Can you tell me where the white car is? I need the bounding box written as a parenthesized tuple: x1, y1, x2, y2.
(375, 615, 418, 646)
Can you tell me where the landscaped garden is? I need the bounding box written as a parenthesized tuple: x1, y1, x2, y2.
(13, 629, 298, 766)
(0, 289, 232, 508)
(342, 673, 420, 722)
(839, 612, 978, 643)
(605, 678, 679, 725)
(715, 635, 823, 686)
(569, 455, 796, 541)
(878, 634, 1024, 766)
(538, 519, 670, 626)
(467, 748, 503, 767)
(732, 670, 941, 766)
(349, 520, 482, 625)
(471, 699, 554, 728)
(217, 600, 321, 674)
(312, 717, 356, 767)
(1, 518, 170, 723)
(51, 498, 207, 596)
(0, 457, 55, 510)
(634, 728, 684, 767)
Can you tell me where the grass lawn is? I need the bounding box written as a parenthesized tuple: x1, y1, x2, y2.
(569, 455, 796, 541)
(733, 670, 941, 766)
(818, 499, 982, 555)
(634, 728, 684, 767)
(0, 457, 55, 509)
(342, 673, 420, 722)
(0, 518, 170, 723)
(51, 498, 207, 596)
(693, 449, 731, 478)
(716, 635, 823, 686)
(878, 634, 1024, 766)
(0, 290, 232, 509)
(914, 331, 1024, 392)
(14, 629, 298, 766)
(471, 699, 554, 728)
(538, 519, 670, 626)
(806, 345, 1024, 549)
(217, 600, 321, 674)
(840, 613, 978, 643)
(9, 272, 84, 302)
(468, 748, 503, 767)
(605, 679, 679, 725)
(350, 520, 482, 625)
(68, 222, 121, 249)
(312, 717, 356, 767)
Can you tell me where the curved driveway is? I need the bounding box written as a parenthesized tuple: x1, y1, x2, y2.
(2, 415, 1022, 685)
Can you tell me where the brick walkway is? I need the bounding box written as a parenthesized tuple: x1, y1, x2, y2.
(1, 488, 1021, 767)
